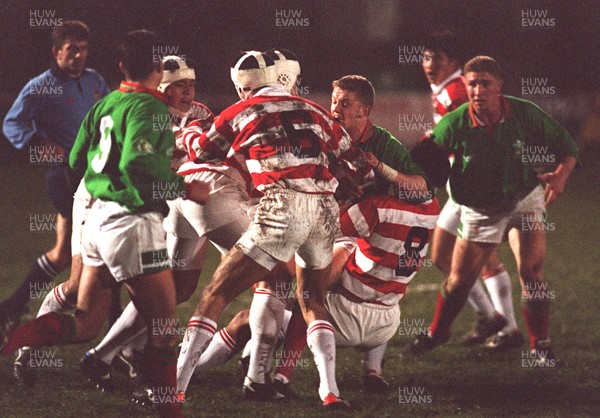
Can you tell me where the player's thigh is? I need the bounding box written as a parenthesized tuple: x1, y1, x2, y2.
(448, 238, 496, 292)
(199, 246, 271, 319)
(329, 238, 356, 288)
(296, 194, 339, 270)
(430, 227, 456, 274)
(167, 232, 207, 273)
(126, 269, 177, 321)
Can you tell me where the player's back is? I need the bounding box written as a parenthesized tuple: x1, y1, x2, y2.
(340, 195, 440, 306)
(202, 86, 350, 194)
(77, 84, 178, 212)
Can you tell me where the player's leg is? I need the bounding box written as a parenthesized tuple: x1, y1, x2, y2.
(177, 246, 271, 396)
(272, 302, 307, 391)
(1, 263, 113, 356)
(0, 212, 71, 329)
(432, 201, 498, 345)
(406, 237, 496, 354)
(272, 238, 352, 392)
(296, 264, 344, 403)
(362, 342, 390, 392)
(125, 269, 183, 417)
(481, 249, 523, 350)
(508, 223, 555, 360)
(244, 265, 290, 390)
(194, 309, 251, 375)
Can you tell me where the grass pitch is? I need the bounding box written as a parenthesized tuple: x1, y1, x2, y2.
(0, 144, 599, 417)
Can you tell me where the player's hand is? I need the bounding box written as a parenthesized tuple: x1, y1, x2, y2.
(185, 180, 210, 204)
(364, 152, 380, 168)
(538, 170, 568, 207)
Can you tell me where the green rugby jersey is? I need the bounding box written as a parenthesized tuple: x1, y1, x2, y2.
(432, 95, 578, 209)
(358, 121, 430, 197)
(70, 81, 185, 213)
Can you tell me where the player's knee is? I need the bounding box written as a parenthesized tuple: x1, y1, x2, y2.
(519, 260, 544, 282)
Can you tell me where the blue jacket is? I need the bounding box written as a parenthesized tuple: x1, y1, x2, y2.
(3, 64, 110, 153)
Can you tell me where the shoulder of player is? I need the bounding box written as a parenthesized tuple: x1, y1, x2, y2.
(370, 124, 409, 149)
(503, 94, 546, 115)
(22, 70, 55, 89)
(189, 101, 214, 117)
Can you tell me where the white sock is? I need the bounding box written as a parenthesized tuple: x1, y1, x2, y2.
(245, 289, 286, 384)
(306, 320, 339, 401)
(484, 268, 518, 333)
(241, 340, 251, 359)
(467, 280, 496, 318)
(37, 283, 75, 316)
(120, 330, 148, 358)
(177, 316, 217, 393)
(94, 301, 147, 365)
(194, 328, 239, 374)
(363, 342, 388, 374)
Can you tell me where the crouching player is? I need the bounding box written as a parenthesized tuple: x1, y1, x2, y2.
(188, 193, 440, 397)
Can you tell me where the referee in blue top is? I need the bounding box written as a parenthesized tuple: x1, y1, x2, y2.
(2, 21, 110, 332)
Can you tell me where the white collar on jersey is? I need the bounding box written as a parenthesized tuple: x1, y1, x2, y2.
(430, 68, 463, 96)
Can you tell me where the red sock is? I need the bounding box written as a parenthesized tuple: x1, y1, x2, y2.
(143, 345, 183, 418)
(1, 312, 75, 356)
(275, 304, 307, 380)
(522, 299, 550, 349)
(429, 281, 470, 340)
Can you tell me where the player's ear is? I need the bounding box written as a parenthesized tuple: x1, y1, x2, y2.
(361, 104, 371, 118)
(118, 61, 127, 77)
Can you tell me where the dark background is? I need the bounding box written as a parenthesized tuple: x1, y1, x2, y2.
(1, 0, 599, 167)
(1, 0, 598, 96)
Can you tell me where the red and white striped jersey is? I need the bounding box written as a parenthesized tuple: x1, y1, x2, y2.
(170, 101, 215, 171)
(430, 69, 469, 125)
(339, 195, 440, 306)
(184, 85, 372, 194)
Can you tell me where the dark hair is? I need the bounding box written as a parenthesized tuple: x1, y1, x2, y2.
(117, 30, 161, 81)
(409, 139, 450, 188)
(332, 75, 375, 109)
(464, 55, 502, 79)
(51, 20, 90, 49)
(422, 30, 461, 62)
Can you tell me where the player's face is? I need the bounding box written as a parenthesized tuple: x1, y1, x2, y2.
(53, 38, 88, 78)
(465, 71, 503, 114)
(331, 87, 369, 133)
(164, 79, 196, 112)
(422, 49, 459, 85)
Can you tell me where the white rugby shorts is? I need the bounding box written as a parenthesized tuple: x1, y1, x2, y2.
(163, 171, 251, 256)
(71, 179, 94, 257)
(81, 200, 170, 282)
(458, 185, 546, 244)
(325, 290, 400, 349)
(236, 188, 339, 270)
